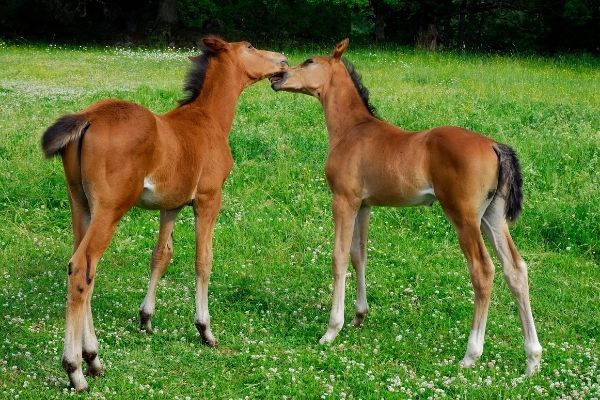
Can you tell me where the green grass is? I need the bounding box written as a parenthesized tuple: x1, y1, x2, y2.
(0, 42, 599, 399)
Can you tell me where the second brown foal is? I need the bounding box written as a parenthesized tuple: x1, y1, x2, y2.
(271, 40, 542, 375)
(42, 37, 287, 391)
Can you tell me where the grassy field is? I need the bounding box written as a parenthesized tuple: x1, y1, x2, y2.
(0, 42, 598, 399)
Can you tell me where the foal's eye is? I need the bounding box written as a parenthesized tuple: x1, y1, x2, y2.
(247, 43, 254, 49)
(302, 59, 314, 66)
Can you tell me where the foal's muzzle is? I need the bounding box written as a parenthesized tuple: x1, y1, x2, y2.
(269, 72, 287, 91)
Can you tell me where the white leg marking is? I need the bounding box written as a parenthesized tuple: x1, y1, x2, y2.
(482, 198, 542, 375)
(320, 197, 357, 345)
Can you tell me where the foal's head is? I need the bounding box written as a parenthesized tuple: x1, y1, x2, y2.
(202, 36, 288, 84)
(270, 39, 350, 98)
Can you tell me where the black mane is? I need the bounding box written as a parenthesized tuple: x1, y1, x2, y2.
(178, 51, 214, 106)
(341, 57, 378, 117)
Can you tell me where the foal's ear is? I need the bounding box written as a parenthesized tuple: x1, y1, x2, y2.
(332, 39, 349, 59)
(201, 36, 229, 53)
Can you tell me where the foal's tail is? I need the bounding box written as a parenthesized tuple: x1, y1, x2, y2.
(41, 114, 90, 158)
(493, 143, 523, 222)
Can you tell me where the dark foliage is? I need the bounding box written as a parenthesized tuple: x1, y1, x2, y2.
(0, 0, 597, 52)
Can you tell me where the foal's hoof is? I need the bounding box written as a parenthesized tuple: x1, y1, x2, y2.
(525, 349, 542, 376)
(318, 336, 331, 345)
(63, 358, 88, 391)
(139, 311, 154, 334)
(71, 380, 89, 392)
(86, 359, 104, 377)
(68, 370, 89, 392)
(350, 312, 367, 327)
(319, 324, 342, 345)
(195, 322, 218, 347)
(459, 355, 478, 369)
(83, 352, 104, 377)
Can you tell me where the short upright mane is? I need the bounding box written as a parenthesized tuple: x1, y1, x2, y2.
(341, 57, 378, 117)
(178, 51, 214, 106)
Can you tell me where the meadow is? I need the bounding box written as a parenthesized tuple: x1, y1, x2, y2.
(0, 42, 598, 399)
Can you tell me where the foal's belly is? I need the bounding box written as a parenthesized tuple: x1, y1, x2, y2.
(136, 177, 195, 210)
(363, 185, 437, 207)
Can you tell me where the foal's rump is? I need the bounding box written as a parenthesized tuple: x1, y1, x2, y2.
(424, 127, 502, 212)
(425, 126, 523, 222)
(41, 99, 157, 158)
(41, 99, 158, 207)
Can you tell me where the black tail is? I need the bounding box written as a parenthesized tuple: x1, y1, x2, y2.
(493, 144, 523, 222)
(41, 114, 90, 158)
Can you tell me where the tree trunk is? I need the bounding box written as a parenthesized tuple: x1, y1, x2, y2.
(457, 0, 468, 50)
(157, 0, 178, 26)
(417, 23, 438, 50)
(375, 13, 386, 41)
(370, 0, 387, 41)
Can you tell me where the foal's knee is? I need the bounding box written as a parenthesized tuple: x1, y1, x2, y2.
(503, 259, 528, 290)
(195, 259, 212, 280)
(470, 261, 495, 297)
(152, 239, 173, 266)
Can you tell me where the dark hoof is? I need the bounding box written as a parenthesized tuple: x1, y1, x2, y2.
(350, 312, 367, 327)
(83, 352, 104, 377)
(86, 364, 104, 377)
(203, 337, 218, 348)
(195, 322, 218, 347)
(139, 310, 154, 334)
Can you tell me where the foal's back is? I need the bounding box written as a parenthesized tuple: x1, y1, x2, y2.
(326, 119, 499, 208)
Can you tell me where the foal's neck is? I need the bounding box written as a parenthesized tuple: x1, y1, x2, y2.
(320, 68, 374, 148)
(177, 57, 245, 137)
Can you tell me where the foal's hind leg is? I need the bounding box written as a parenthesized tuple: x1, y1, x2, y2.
(139, 209, 180, 333)
(350, 206, 371, 327)
(67, 184, 90, 250)
(457, 220, 495, 368)
(66, 184, 101, 376)
(82, 278, 102, 377)
(481, 198, 542, 375)
(442, 202, 496, 368)
(62, 207, 124, 391)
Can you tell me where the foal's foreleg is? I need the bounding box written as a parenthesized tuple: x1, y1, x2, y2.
(62, 209, 122, 391)
(350, 206, 371, 327)
(320, 195, 359, 344)
(139, 209, 179, 333)
(482, 201, 542, 375)
(193, 192, 221, 347)
(454, 220, 495, 368)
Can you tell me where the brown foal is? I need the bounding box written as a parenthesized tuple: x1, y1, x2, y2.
(271, 39, 542, 375)
(41, 37, 287, 391)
